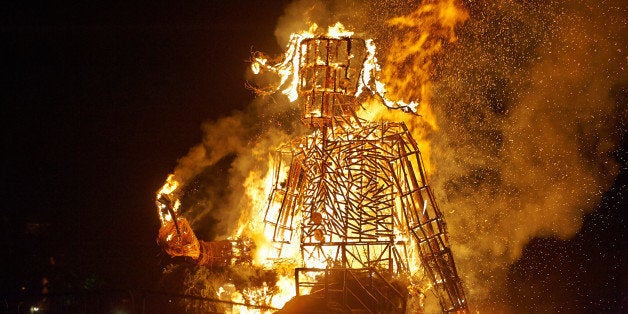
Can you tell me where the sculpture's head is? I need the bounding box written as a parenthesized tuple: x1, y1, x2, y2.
(293, 35, 367, 128)
(251, 23, 417, 129)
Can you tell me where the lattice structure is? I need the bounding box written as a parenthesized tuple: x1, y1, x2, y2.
(297, 37, 364, 128)
(260, 35, 468, 312)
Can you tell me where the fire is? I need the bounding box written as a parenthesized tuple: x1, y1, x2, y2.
(251, 22, 419, 113)
(156, 2, 470, 310)
(245, 18, 468, 312)
(358, 0, 468, 175)
(273, 276, 296, 308)
(156, 174, 181, 224)
(383, 0, 468, 103)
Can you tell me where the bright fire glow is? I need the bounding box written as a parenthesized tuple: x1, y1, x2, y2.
(251, 22, 418, 113)
(157, 0, 470, 307)
(156, 174, 181, 225)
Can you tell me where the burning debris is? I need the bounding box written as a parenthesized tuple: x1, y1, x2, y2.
(156, 23, 469, 313)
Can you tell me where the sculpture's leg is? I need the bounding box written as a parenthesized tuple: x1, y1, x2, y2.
(393, 128, 468, 313)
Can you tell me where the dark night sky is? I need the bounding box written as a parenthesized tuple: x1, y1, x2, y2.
(1, 1, 625, 313)
(2, 0, 292, 295)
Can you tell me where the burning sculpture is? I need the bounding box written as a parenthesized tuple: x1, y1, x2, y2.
(156, 24, 468, 313)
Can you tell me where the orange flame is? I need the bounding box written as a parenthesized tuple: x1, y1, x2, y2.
(251, 22, 420, 113)
(156, 174, 181, 225)
(157, 1, 470, 308)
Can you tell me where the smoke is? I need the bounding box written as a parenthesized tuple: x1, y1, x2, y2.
(162, 0, 626, 311)
(274, 0, 372, 46)
(167, 97, 303, 240)
(428, 0, 626, 310)
(270, 0, 626, 310)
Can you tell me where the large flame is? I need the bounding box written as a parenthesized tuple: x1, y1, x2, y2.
(156, 2, 471, 311)
(156, 174, 181, 224)
(241, 15, 469, 310)
(251, 22, 420, 113)
(154, 0, 624, 311)
(357, 0, 468, 175)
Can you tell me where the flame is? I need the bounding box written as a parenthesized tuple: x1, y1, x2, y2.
(251, 22, 419, 113)
(272, 276, 295, 307)
(156, 1, 470, 307)
(358, 0, 468, 174)
(156, 174, 181, 225)
(245, 1, 469, 305)
(382, 0, 468, 104)
(243, 157, 279, 265)
(326, 21, 354, 38)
